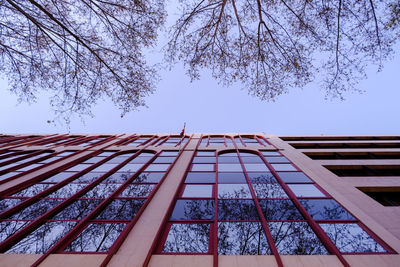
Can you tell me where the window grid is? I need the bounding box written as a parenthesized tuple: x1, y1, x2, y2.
(156, 148, 393, 266)
(0, 149, 182, 265)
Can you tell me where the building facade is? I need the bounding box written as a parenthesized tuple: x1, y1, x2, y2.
(0, 133, 399, 267)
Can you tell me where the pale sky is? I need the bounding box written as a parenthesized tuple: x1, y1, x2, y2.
(1, 6, 400, 136)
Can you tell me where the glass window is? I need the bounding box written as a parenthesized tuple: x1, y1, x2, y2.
(219, 153, 238, 157)
(218, 200, 259, 220)
(261, 151, 281, 156)
(7, 221, 77, 254)
(276, 172, 313, 183)
(248, 172, 277, 183)
(11, 199, 63, 220)
(253, 184, 288, 199)
(268, 222, 328, 254)
(102, 172, 131, 183)
(65, 223, 127, 252)
(170, 200, 214, 220)
(119, 184, 155, 197)
(153, 157, 176, 163)
(81, 184, 120, 198)
(0, 221, 31, 243)
(95, 199, 145, 220)
(182, 185, 213, 198)
(134, 172, 164, 183)
(218, 184, 252, 199)
(42, 172, 73, 183)
(271, 164, 297, 171)
(162, 223, 210, 253)
(66, 164, 91, 172)
(218, 164, 243, 172)
(47, 184, 86, 198)
(161, 151, 179, 156)
(0, 198, 24, 213)
(319, 223, 386, 253)
(53, 199, 102, 220)
(145, 164, 170, 172)
(218, 222, 270, 255)
(299, 199, 355, 220)
(259, 199, 303, 220)
(197, 151, 215, 156)
(288, 184, 325, 197)
(264, 156, 290, 163)
(12, 184, 53, 197)
(192, 164, 214, 172)
(73, 172, 104, 183)
(218, 172, 247, 183)
(118, 163, 143, 172)
(193, 157, 216, 163)
(218, 157, 240, 163)
(91, 163, 119, 172)
(243, 164, 269, 172)
(241, 157, 264, 163)
(185, 172, 216, 183)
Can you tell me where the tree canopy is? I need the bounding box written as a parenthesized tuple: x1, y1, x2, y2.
(0, 0, 399, 120)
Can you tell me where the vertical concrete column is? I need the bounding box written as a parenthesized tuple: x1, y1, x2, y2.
(107, 135, 201, 267)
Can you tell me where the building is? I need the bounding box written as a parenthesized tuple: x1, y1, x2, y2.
(0, 133, 399, 267)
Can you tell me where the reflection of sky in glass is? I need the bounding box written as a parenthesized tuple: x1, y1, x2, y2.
(218, 222, 271, 255)
(300, 199, 355, 221)
(163, 223, 210, 253)
(182, 185, 213, 198)
(170, 200, 214, 220)
(288, 184, 325, 197)
(253, 184, 288, 199)
(268, 222, 328, 254)
(319, 223, 386, 253)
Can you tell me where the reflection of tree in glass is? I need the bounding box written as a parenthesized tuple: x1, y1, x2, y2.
(0, 198, 24, 213)
(268, 222, 328, 254)
(47, 184, 86, 198)
(0, 221, 30, 243)
(170, 200, 214, 220)
(218, 200, 259, 221)
(53, 199, 103, 220)
(319, 223, 386, 253)
(119, 184, 155, 197)
(11, 184, 52, 197)
(95, 199, 145, 221)
(248, 173, 277, 183)
(65, 223, 127, 252)
(10, 199, 63, 220)
(252, 183, 288, 198)
(218, 222, 271, 255)
(299, 199, 355, 221)
(259, 199, 303, 220)
(163, 223, 210, 253)
(218, 184, 251, 199)
(81, 183, 120, 198)
(6, 221, 77, 253)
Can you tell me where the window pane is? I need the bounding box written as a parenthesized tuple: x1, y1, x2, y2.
(145, 164, 170, 172)
(218, 184, 252, 199)
(81, 184, 120, 198)
(0, 198, 24, 213)
(161, 151, 179, 156)
(192, 164, 214, 172)
(162, 223, 210, 253)
(0, 221, 30, 243)
(53, 199, 102, 220)
(153, 157, 176, 163)
(193, 157, 216, 163)
(261, 151, 281, 156)
(219, 153, 238, 157)
(185, 172, 216, 183)
(218, 172, 246, 183)
(7, 221, 77, 254)
(218, 157, 240, 163)
(170, 200, 214, 220)
(96, 199, 145, 220)
(218, 200, 259, 220)
(118, 163, 143, 172)
(65, 223, 127, 252)
(264, 156, 290, 163)
(119, 184, 155, 197)
(244, 164, 269, 172)
(42, 172, 73, 183)
(288, 184, 325, 197)
(102, 172, 131, 183)
(268, 222, 328, 254)
(253, 184, 288, 199)
(271, 164, 297, 171)
(218, 222, 271, 255)
(241, 157, 264, 163)
(218, 164, 243, 172)
(248, 172, 277, 183)
(259, 199, 303, 220)
(319, 223, 386, 253)
(47, 184, 86, 198)
(12, 184, 52, 197)
(11, 199, 63, 220)
(276, 172, 313, 183)
(182, 185, 213, 198)
(134, 172, 164, 183)
(197, 152, 215, 156)
(74, 172, 103, 183)
(300, 199, 355, 220)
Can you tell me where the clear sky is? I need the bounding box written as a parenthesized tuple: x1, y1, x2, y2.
(1, 7, 399, 136)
